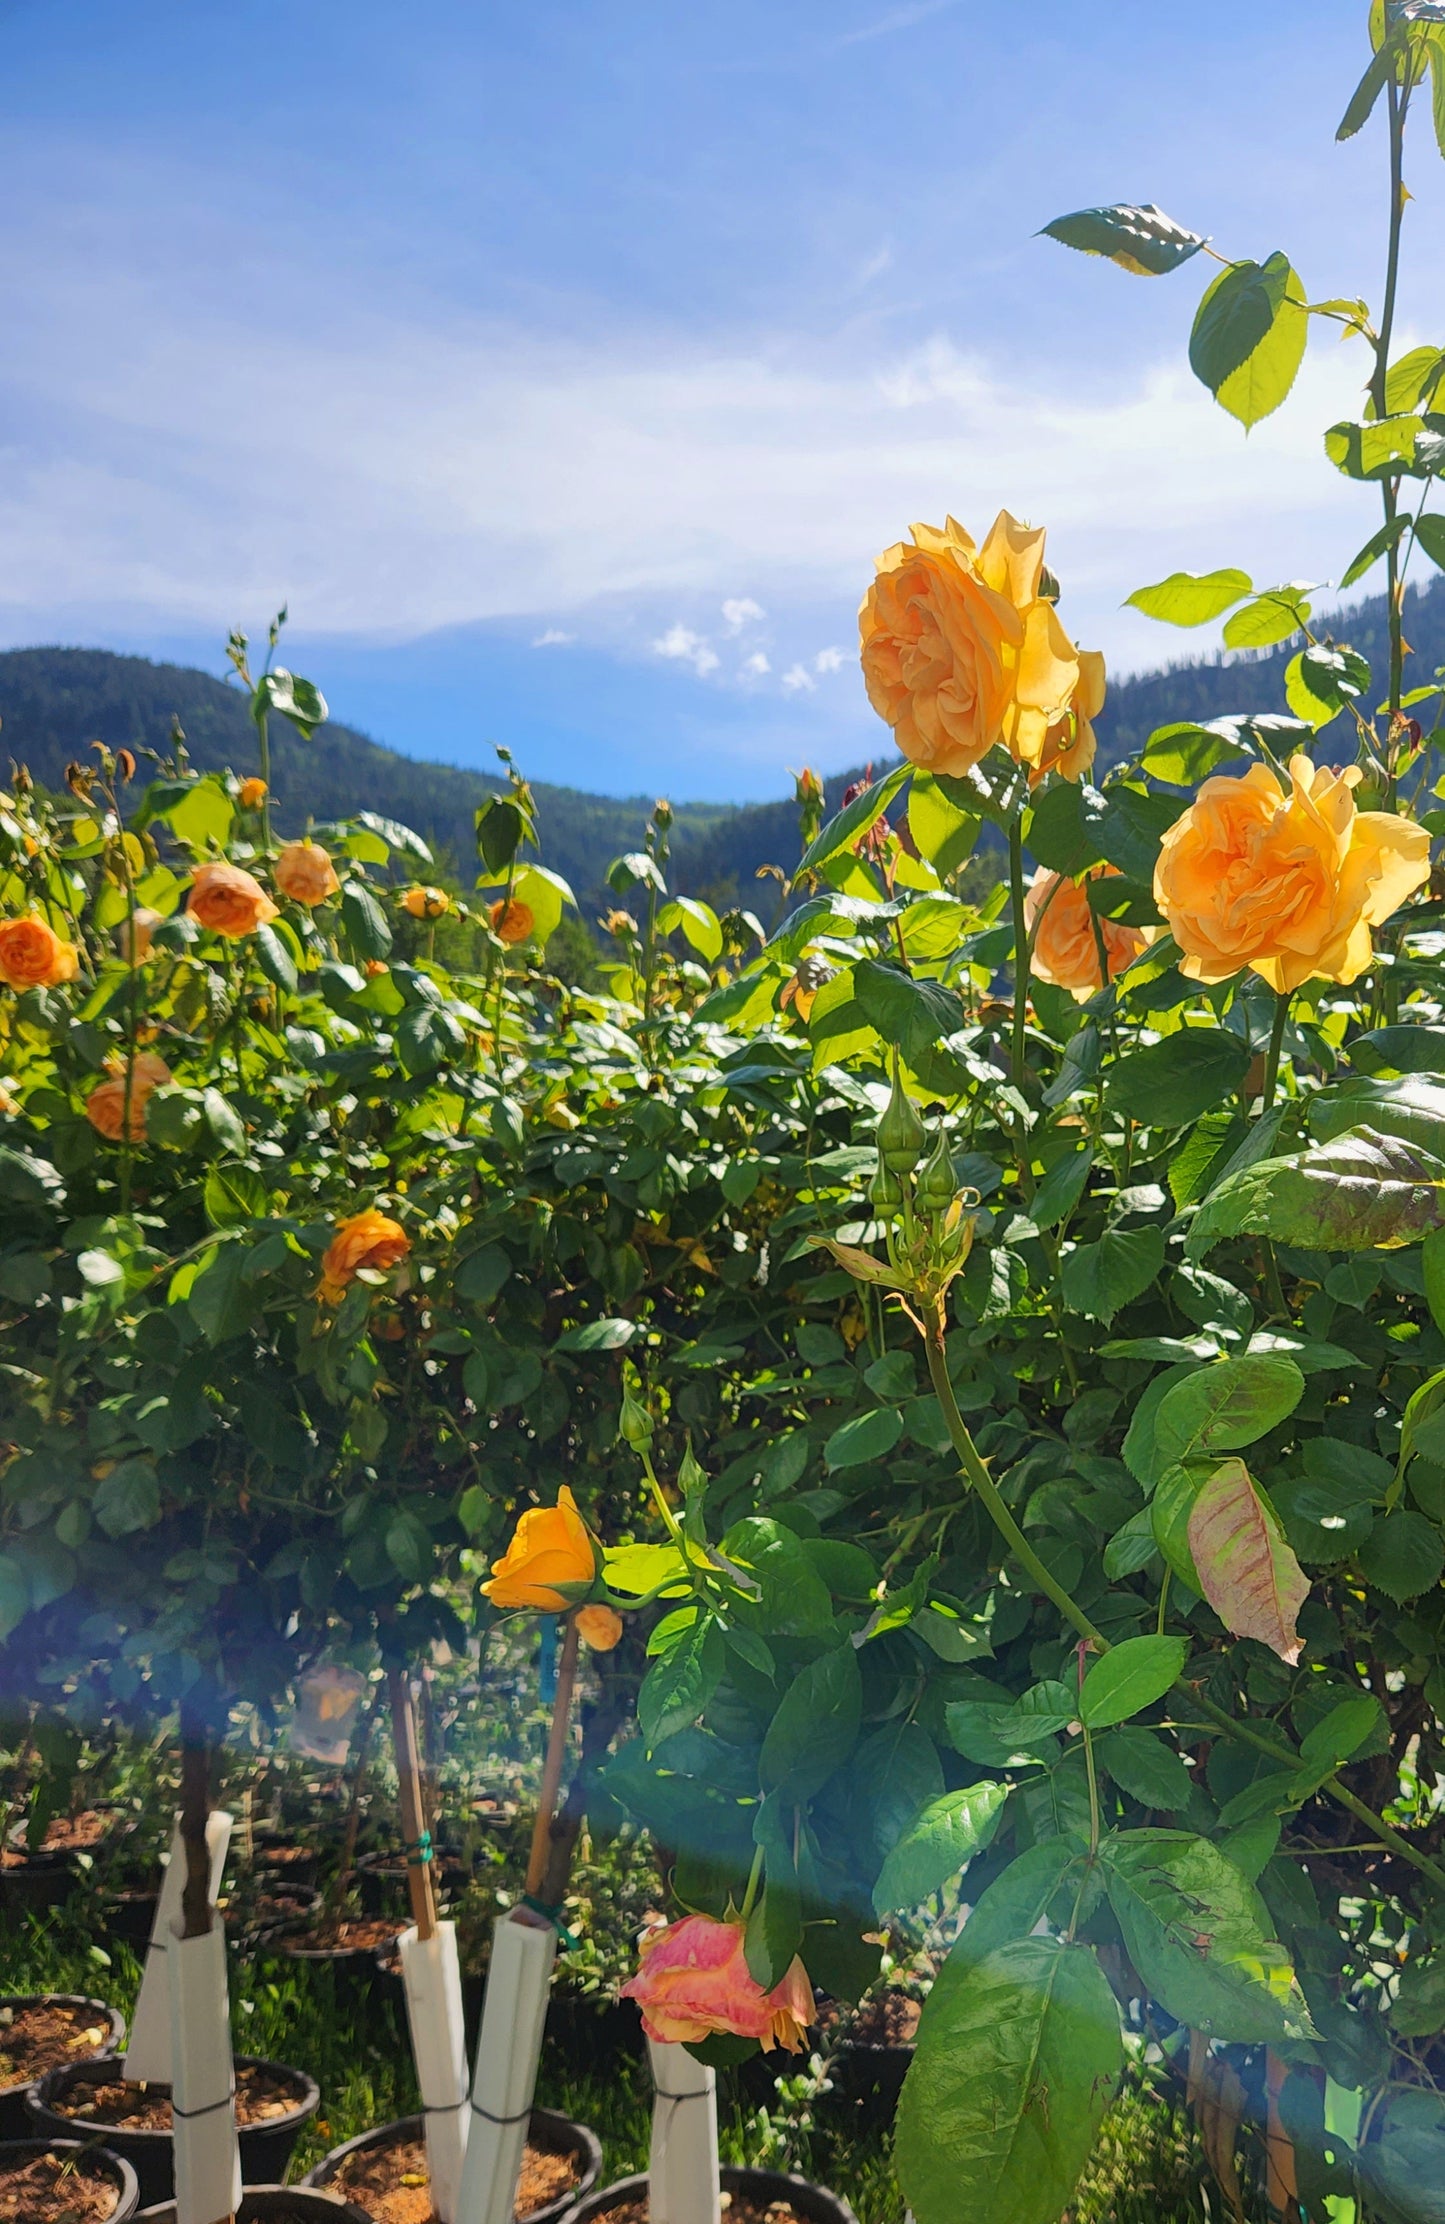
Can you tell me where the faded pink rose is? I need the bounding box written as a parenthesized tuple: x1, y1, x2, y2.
(620, 1915, 815, 2052)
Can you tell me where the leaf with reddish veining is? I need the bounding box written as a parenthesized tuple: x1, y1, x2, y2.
(1187, 1458, 1309, 1665)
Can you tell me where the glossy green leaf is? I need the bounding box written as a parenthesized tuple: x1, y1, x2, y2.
(1079, 1636, 1186, 1729)
(824, 1405, 904, 1472)
(1041, 202, 1207, 275)
(1153, 1356, 1304, 1468)
(1139, 721, 1253, 785)
(1358, 1510, 1445, 1602)
(873, 1781, 1008, 1915)
(1339, 511, 1411, 587)
(1221, 586, 1313, 650)
(1188, 1127, 1445, 1255)
(794, 764, 909, 881)
(1190, 253, 1308, 427)
(1104, 1031, 1251, 1128)
(638, 1617, 722, 1752)
(1059, 1226, 1165, 1322)
(759, 1642, 861, 1801)
(1126, 569, 1252, 626)
(897, 1937, 1122, 2224)
(1103, 1829, 1312, 2043)
(1098, 1726, 1194, 1811)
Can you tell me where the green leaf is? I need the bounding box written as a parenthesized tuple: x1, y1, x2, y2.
(1059, 1226, 1164, 1322)
(340, 881, 393, 962)
(1040, 202, 1208, 275)
(253, 920, 299, 995)
(853, 960, 964, 1065)
(258, 667, 327, 738)
(1312, 1075, 1445, 1157)
(202, 1089, 246, 1154)
(1079, 1636, 1186, 1730)
(897, 1937, 1122, 2224)
(1104, 1031, 1251, 1128)
(745, 1822, 803, 1991)
(1103, 1829, 1311, 2043)
(164, 776, 235, 855)
(638, 1617, 722, 1752)
(555, 1317, 639, 1352)
(1339, 511, 1411, 587)
(1392, 1954, 1445, 2040)
(824, 1406, 904, 1472)
(1153, 1356, 1304, 1468)
(1337, 21, 1408, 140)
(1029, 1145, 1095, 1232)
(1358, 2124, 1445, 2224)
(1298, 1696, 1383, 1771)
(1187, 1457, 1309, 1663)
(0, 1557, 30, 1642)
(203, 1163, 266, 1231)
(1417, 513, 1445, 571)
(759, 1643, 862, 1801)
(1325, 412, 1432, 482)
(658, 894, 722, 963)
(1222, 586, 1313, 651)
(1189, 254, 1308, 428)
(1140, 722, 1253, 784)
(92, 1456, 160, 1538)
(1351, 1024, 1445, 1076)
(1188, 1127, 1445, 1255)
(1358, 1510, 1445, 1602)
(1285, 643, 1372, 728)
(794, 765, 909, 882)
(873, 1782, 1008, 1915)
(1025, 781, 1108, 874)
(908, 774, 980, 876)
(1098, 1727, 1194, 1811)
(1125, 568, 1252, 626)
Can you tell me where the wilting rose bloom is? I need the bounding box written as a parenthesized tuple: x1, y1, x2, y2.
(859, 511, 1080, 778)
(621, 1916, 815, 2052)
(1031, 649, 1106, 786)
(188, 861, 278, 938)
(575, 1603, 624, 1652)
(85, 1052, 172, 1143)
(404, 886, 450, 920)
(274, 839, 340, 908)
(1155, 755, 1430, 992)
(117, 908, 162, 965)
(0, 915, 79, 991)
(317, 1208, 410, 1306)
(482, 1485, 596, 1610)
(1026, 865, 1147, 999)
(238, 777, 268, 809)
(490, 898, 535, 945)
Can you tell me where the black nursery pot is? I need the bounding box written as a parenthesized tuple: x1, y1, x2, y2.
(561, 2167, 860, 2224)
(263, 1913, 405, 1995)
(0, 2136, 140, 2223)
(0, 1851, 77, 1924)
(138, 2188, 372, 2223)
(250, 1833, 322, 1890)
(356, 1847, 468, 1914)
(305, 2106, 603, 2224)
(0, 1991, 126, 2139)
(26, 2053, 320, 2209)
(99, 1890, 160, 1951)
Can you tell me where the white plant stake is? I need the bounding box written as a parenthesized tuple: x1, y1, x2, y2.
(400, 1918, 470, 2224)
(647, 2038, 721, 2224)
(124, 1813, 232, 2082)
(167, 1915, 241, 2224)
(456, 1908, 557, 2224)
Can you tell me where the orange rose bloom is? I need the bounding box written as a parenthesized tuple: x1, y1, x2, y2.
(85, 1052, 172, 1143)
(621, 1916, 816, 2052)
(188, 861, 278, 938)
(317, 1208, 410, 1305)
(575, 1603, 624, 1652)
(1026, 864, 1147, 999)
(490, 898, 534, 945)
(1155, 755, 1430, 993)
(482, 1485, 596, 1610)
(238, 778, 268, 808)
(0, 915, 79, 992)
(404, 886, 450, 920)
(274, 839, 340, 908)
(859, 510, 1080, 777)
(118, 908, 162, 965)
(1031, 649, 1106, 787)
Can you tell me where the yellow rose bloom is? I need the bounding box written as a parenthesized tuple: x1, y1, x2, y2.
(85, 1052, 172, 1143)
(1026, 865, 1146, 999)
(575, 1603, 624, 1652)
(1154, 755, 1430, 993)
(274, 839, 340, 908)
(238, 777, 268, 809)
(490, 898, 534, 946)
(317, 1208, 411, 1305)
(118, 907, 162, 965)
(188, 861, 278, 938)
(403, 886, 450, 920)
(482, 1485, 596, 1610)
(0, 915, 80, 991)
(1031, 649, 1106, 786)
(859, 510, 1081, 777)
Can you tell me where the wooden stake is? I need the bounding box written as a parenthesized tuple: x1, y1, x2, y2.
(179, 1712, 213, 1942)
(525, 1614, 581, 1899)
(388, 1668, 438, 1941)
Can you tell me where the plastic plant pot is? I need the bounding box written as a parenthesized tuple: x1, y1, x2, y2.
(304, 2106, 603, 2224)
(0, 2135, 140, 2223)
(138, 2188, 372, 2223)
(559, 2168, 860, 2224)
(0, 1993, 126, 2140)
(0, 1851, 78, 1924)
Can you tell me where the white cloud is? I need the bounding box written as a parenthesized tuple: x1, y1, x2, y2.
(722, 596, 764, 632)
(742, 650, 771, 675)
(653, 623, 719, 677)
(814, 646, 846, 674)
(781, 663, 816, 694)
(532, 627, 574, 646)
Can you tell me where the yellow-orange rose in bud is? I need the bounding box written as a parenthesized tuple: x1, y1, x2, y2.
(188, 861, 278, 938)
(490, 897, 534, 946)
(403, 886, 450, 920)
(317, 1208, 410, 1306)
(0, 915, 79, 992)
(621, 1916, 815, 2051)
(117, 908, 162, 965)
(85, 1052, 172, 1143)
(1031, 649, 1106, 787)
(1155, 755, 1430, 993)
(1026, 864, 1147, 999)
(274, 839, 340, 908)
(859, 510, 1080, 778)
(238, 777, 268, 809)
(482, 1485, 595, 1611)
(575, 1603, 624, 1652)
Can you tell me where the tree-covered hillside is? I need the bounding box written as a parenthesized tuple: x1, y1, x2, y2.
(2, 574, 1440, 916)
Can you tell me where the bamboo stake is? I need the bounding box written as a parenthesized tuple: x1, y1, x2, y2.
(525, 1614, 581, 1898)
(179, 1713, 213, 1941)
(388, 1668, 437, 1940)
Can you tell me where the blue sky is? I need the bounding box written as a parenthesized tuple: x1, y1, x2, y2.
(1, 0, 1440, 799)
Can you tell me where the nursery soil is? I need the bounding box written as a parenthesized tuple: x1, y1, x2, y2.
(4, 1810, 113, 1858)
(593, 2200, 807, 2224)
(255, 1844, 314, 1868)
(0, 1998, 113, 2085)
(0, 2150, 120, 2222)
(818, 1991, 920, 2046)
(334, 2135, 579, 2223)
(285, 1917, 401, 1952)
(52, 2059, 303, 2129)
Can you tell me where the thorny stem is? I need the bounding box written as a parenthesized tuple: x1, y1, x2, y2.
(1376, 71, 1411, 771)
(1008, 819, 1030, 1099)
(1261, 990, 1291, 1113)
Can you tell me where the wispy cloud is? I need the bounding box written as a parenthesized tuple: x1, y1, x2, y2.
(814, 646, 846, 674)
(532, 627, 574, 646)
(722, 596, 765, 632)
(742, 650, 771, 676)
(653, 622, 719, 677)
(782, 663, 816, 694)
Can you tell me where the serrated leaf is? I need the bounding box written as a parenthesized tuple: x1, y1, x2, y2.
(1357, 1510, 1445, 1601)
(1125, 569, 1253, 626)
(1190, 253, 1308, 428)
(1040, 202, 1207, 276)
(1222, 586, 1313, 650)
(1079, 1636, 1186, 1729)
(873, 1782, 1007, 1915)
(759, 1643, 861, 1801)
(1187, 1457, 1309, 1663)
(1059, 1225, 1164, 1322)
(1188, 1126, 1445, 1255)
(1340, 511, 1411, 587)
(1098, 1726, 1194, 1811)
(794, 764, 909, 882)
(1103, 1828, 1312, 2043)
(638, 1617, 722, 1751)
(1104, 1031, 1251, 1129)
(1154, 1356, 1304, 1467)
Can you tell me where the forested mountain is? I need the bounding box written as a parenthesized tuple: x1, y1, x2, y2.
(2, 573, 1440, 917)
